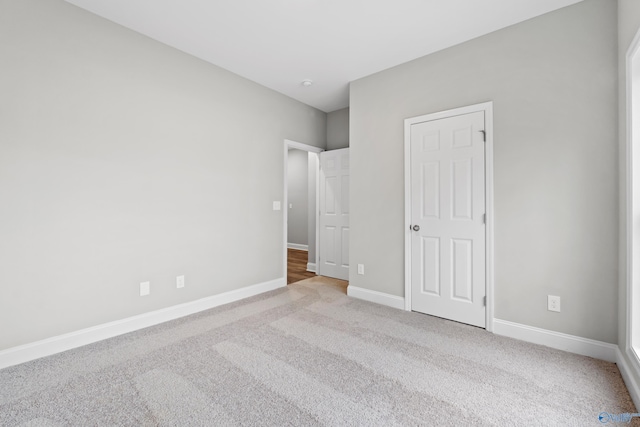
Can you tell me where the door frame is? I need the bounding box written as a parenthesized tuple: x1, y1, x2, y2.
(403, 102, 495, 331)
(283, 139, 324, 281)
(626, 26, 640, 371)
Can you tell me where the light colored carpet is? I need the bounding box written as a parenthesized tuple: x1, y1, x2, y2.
(0, 276, 636, 426)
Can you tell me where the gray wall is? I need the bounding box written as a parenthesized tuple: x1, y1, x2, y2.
(307, 153, 319, 265)
(327, 108, 350, 150)
(350, 0, 618, 343)
(0, 0, 326, 351)
(618, 0, 640, 383)
(287, 149, 309, 246)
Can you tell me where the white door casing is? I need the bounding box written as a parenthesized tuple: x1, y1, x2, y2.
(407, 108, 488, 328)
(319, 148, 350, 280)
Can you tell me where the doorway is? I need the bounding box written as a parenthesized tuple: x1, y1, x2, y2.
(404, 102, 494, 330)
(283, 140, 323, 284)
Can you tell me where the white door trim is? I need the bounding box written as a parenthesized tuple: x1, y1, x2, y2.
(283, 140, 323, 281)
(625, 27, 640, 374)
(403, 102, 494, 332)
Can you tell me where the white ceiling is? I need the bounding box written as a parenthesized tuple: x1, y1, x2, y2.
(65, 0, 583, 113)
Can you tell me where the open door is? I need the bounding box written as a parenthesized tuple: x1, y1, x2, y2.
(318, 148, 349, 280)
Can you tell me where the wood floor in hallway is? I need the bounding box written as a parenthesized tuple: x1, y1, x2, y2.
(287, 248, 316, 284)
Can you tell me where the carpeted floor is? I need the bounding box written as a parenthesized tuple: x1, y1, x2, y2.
(0, 276, 636, 426)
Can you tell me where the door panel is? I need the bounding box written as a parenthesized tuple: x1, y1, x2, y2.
(325, 177, 337, 214)
(319, 149, 349, 280)
(341, 176, 350, 214)
(451, 238, 473, 302)
(324, 226, 337, 265)
(410, 111, 486, 328)
(452, 159, 472, 219)
(422, 162, 440, 218)
(421, 236, 440, 295)
(341, 227, 350, 266)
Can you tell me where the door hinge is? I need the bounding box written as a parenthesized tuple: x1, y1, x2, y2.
(483, 296, 486, 306)
(482, 213, 486, 224)
(480, 130, 486, 142)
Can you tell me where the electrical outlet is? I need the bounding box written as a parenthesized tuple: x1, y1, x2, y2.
(176, 275, 185, 289)
(140, 281, 150, 296)
(548, 295, 561, 312)
(273, 201, 281, 211)
(357, 264, 365, 275)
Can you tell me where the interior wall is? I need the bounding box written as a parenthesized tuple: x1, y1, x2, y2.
(0, 0, 326, 351)
(618, 0, 640, 385)
(327, 108, 350, 150)
(287, 149, 309, 246)
(350, 0, 618, 343)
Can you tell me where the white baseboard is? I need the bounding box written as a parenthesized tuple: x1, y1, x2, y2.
(287, 243, 308, 251)
(616, 347, 640, 409)
(493, 319, 617, 362)
(0, 277, 286, 370)
(306, 263, 316, 273)
(347, 285, 405, 310)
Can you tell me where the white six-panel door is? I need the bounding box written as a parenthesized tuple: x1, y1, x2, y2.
(319, 148, 349, 280)
(410, 111, 486, 327)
